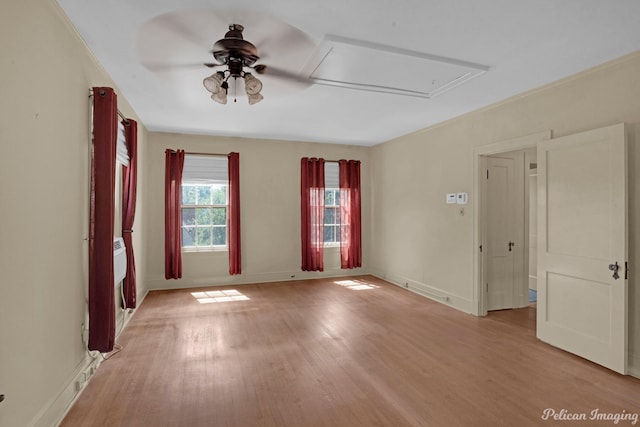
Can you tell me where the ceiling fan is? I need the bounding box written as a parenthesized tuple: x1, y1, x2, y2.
(203, 23, 308, 105)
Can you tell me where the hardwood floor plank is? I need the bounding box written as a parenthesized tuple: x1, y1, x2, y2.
(61, 276, 640, 426)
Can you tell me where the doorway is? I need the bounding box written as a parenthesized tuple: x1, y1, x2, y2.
(472, 130, 551, 317)
(483, 148, 536, 312)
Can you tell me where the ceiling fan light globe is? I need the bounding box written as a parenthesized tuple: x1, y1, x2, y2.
(203, 73, 224, 94)
(247, 93, 264, 105)
(212, 91, 227, 105)
(244, 73, 263, 95)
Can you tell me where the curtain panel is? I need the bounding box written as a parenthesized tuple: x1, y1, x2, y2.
(228, 152, 242, 275)
(88, 87, 117, 352)
(165, 149, 185, 279)
(301, 157, 325, 271)
(339, 160, 362, 269)
(121, 119, 138, 308)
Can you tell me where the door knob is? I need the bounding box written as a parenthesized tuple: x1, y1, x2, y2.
(0, 394, 4, 403)
(508, 241, 515, 252)
(609, 262, 620, 280)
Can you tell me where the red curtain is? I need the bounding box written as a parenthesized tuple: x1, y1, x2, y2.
(121, 119, 138, 309)
(228, 152, 241, 275)
(89, 87, 117, 352)
(301, 157, 325, 271)
(165, 149, 185, 279)
(339, 160, 362, 269)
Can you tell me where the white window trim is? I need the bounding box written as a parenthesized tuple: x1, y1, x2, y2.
(181, 181, 229, 252)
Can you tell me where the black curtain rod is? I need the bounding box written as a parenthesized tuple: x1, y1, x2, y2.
(88, 91, 130, 124)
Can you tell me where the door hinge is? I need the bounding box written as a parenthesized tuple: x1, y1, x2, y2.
(486, 283, 489, 292)
(486, 169, 489, 179)
(625, 261, 629, 280)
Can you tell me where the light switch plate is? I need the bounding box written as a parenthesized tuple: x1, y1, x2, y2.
(456, 192, 468, 205)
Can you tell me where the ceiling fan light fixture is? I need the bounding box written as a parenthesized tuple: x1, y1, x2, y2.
(211, 91, 228, 104)
(247, 92, 264, 105)
(211, 80, 229, 104)
(203, 72, 225, 94)
(243, 73, 263, 95)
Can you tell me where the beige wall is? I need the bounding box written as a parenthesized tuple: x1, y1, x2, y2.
(1, 1, 639, 424)
(0, 1, 147, 426)
(145, 133, 371, 290)
(371, 52, 640, 374)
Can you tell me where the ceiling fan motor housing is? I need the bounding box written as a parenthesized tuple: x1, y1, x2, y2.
(212, 24, 259, 68)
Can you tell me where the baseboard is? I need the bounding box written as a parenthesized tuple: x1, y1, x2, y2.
(372, 272, 475, 314)
(629, 352, 640, 379)
(145, 268, 371, 291)
(39, 289, 150, 427)
(30, 354, 100, 427)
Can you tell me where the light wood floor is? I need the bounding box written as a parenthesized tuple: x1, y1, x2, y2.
(62, 276, 640, 426)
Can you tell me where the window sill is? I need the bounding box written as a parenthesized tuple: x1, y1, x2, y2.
(182, 247, 228, 254)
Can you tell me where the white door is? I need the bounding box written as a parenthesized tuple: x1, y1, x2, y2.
(537, 123, 627, 374)
(485, 157, 516, 311)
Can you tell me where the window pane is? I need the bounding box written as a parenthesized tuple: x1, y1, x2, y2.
(212, 226, 227, 245)
(325, 224, 337, 243)
(335, 189, 340, 205)
(196, 185, 212, 205)
(325, 207, 334, 225)
(197, 227, 212, 246)
(212, 185, 227, 204)
(324, 224, 332, 242)
(325, 190, 334, 206)
(196, 208, 212, 225)
(212, 207, 226, 225)
(182, 186, 197, 205)
(182, 227, 196, 247)
(182, 208, 196, 226)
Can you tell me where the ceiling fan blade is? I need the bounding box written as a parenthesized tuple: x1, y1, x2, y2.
(254, 25, 314, 61)
(142, 61, 207, 72)
(254, 65, 312, 86)
(154, 14, 211, 48)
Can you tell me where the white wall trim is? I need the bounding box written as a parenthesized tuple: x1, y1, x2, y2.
(628, 353, 640, 379)
(34, 290, 151, 427)
(29, 354, 99, 427)
(145, 268, 371, 291)
(371, 272, 475, 314)
(473, 130, 552, 316)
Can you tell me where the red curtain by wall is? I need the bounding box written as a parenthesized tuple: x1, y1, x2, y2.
(339, 160, 362, 269)
(301, 157, 325, 271)
(121, 119, 138, 308)
(89, 87, 117, 352)
(228, 152, 241, 275)
(165, 149, 185, 279)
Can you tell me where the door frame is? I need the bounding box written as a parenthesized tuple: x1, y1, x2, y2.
(473, 130, 551, 316)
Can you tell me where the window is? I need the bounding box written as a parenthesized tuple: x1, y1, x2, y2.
(324, 161, 340, 247)
(324, 188, 340, 245)
(181, 155, 228, 251)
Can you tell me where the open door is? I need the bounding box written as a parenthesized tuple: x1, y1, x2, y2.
(537, 123, 628, 374)
(485, 157, 516, 310)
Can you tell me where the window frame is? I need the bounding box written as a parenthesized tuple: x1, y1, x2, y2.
(324, 187, 341, 247)
(181, 182, 229, 252)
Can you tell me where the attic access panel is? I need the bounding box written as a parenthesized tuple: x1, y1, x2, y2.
(305, 35, 489, 98)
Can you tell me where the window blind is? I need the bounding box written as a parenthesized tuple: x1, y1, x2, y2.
(325, 161, 339, 188)
(182, 155, 228, 184)
(115, 122, 129, 166)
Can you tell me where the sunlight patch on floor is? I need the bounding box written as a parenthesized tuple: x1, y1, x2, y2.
(191, 289, 250, 304)
(334, 279, 380, 290)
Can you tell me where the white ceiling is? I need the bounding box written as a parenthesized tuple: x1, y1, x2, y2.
(56, 0, 640, 146)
